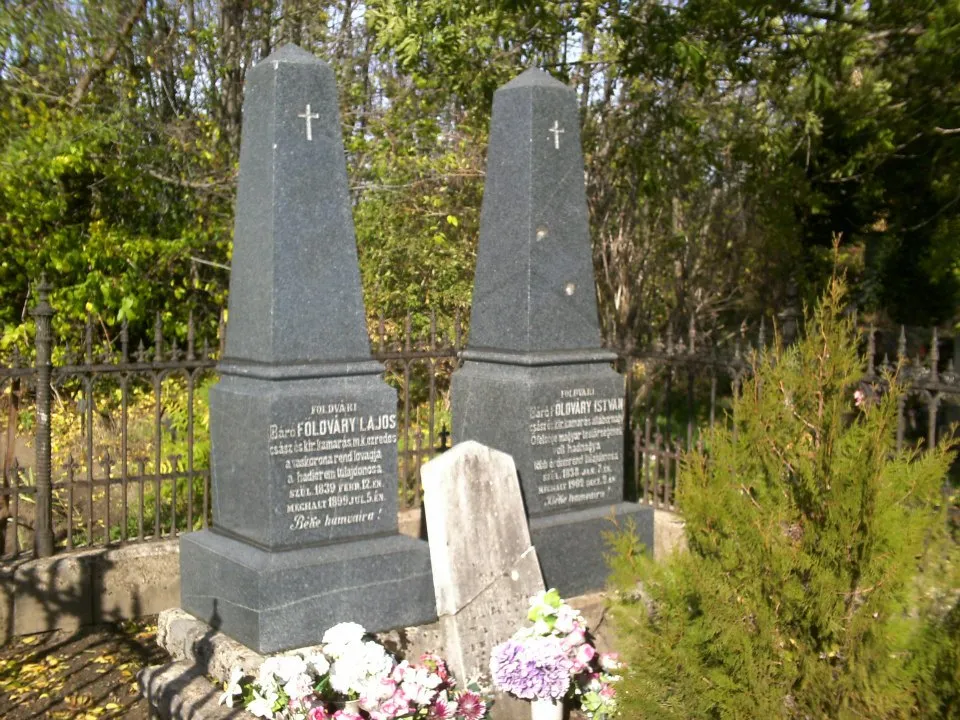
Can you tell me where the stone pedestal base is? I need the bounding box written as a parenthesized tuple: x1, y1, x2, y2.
(149, 593, 616, 720)
(530, 502, 654, 597)
(210, 370, 401, 550)
(180, 529, 435, 654)
(452, 357, 626, 517)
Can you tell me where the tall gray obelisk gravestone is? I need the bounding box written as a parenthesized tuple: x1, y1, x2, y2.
(452, 69, 653, 596)
(180, 45, 435, 653)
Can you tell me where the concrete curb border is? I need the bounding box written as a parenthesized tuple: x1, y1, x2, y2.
(138, 661, 254, 720)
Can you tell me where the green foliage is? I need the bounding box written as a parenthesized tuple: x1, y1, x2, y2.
(161, 376, 214, 473)
(3, 0, 958, 356)
(606, 276, 959, 718)
(0, 98, 232, 353)
(350, 100, 483, 323)
(614, 0, 960, 324)
(0, 0, 233, 353)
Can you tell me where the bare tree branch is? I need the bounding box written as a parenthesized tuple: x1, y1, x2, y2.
(146, 168, 235, 191)
(70, 0, 148, 109)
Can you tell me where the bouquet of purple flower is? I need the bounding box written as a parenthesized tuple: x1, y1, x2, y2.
(489, 590, 624, 719)
(489, 636, 573, 701)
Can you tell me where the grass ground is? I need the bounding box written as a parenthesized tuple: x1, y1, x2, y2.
(0, 617, 168, 719)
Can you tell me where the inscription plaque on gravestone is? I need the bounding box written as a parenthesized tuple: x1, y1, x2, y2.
(452, 69, 654, 596)
(454, 363, 627, 519)
(262, 392, 396, 543)
(179, 45, 435, 653)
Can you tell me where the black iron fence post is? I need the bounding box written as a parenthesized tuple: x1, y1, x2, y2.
(778, 281, 801, 346)
(32, 276, 55, 557)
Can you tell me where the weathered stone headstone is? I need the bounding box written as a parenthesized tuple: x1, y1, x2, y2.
(420, 441, 545, 684)
(452, 69, 653, 596)
(179, 45, 435, 653)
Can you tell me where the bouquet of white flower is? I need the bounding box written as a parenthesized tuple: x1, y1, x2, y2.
(220, 622, 489, 720)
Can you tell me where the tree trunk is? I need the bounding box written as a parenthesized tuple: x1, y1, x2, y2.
(219, 0, 245, 151)
(1, 380, 21, 557)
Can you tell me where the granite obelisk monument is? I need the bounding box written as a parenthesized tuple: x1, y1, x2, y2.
(179, 45, 435, 653)
(452, 69, 653, 596)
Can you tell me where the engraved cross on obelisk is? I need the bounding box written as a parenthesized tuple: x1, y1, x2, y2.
(548, 119, 564, 149)
(463, 67, 604, 354)
(452, 68, 653, 598)
(223, 45, 370, 366)
(298, 103, 320, 140)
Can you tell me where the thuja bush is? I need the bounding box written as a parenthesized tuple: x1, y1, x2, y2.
(607, 276, 959, 719)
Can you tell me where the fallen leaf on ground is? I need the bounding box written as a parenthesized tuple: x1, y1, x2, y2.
(65, 694, 92, 708)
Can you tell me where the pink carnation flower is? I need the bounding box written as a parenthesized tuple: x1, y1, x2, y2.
(401, 679, 436, 706)
(372, 691, 411, 720)
(562, 626, 586, 650)
(308, 708, 331, 720)
(332, 711, 363, 720)
(456, 690, 486, 720)
(427, 692, 456, 719)
(575, 642, 596, 666)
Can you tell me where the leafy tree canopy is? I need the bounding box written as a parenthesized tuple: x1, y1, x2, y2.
(1, 0, 958, 356)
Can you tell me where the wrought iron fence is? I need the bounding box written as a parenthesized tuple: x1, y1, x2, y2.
(1, 280, 223, 561)
(373, 312, 463, 509)
(623, 318, 960, 510)
(621, 318, 758, 511)
(2, 283, 958, 561)
(0, 282, 468, 562)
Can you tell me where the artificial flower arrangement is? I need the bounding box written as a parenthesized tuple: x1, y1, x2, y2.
(489, 589, 623, 719)
(219, 621, 488, 720)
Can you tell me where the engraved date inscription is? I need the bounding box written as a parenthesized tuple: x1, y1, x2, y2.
(528, 387, 623, 510)
(267, 401, 397, 532)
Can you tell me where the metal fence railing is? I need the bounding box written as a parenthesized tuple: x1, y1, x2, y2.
(2, 282, 958, 561)
(0, 282, 471, 561)
(622, 318, 960, 510)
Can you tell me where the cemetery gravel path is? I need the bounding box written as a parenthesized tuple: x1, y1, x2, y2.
(0, 617, 167, 719)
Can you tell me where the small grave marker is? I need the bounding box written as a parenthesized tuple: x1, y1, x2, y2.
(421, 442, 545, 698)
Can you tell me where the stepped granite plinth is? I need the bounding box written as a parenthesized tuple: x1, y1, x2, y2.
(453, 69, 652, 595)
(180, 532, 434, 653)
(179, 45, 434, 653)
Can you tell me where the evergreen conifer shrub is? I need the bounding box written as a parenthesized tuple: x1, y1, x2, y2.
(607, 277, 959, 718)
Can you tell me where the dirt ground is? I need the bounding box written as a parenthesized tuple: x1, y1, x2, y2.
(0, 617, 169, 719)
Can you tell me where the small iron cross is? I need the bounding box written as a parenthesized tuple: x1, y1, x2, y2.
(298, 104, 320, 141)
(548, 120, 565, 150)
